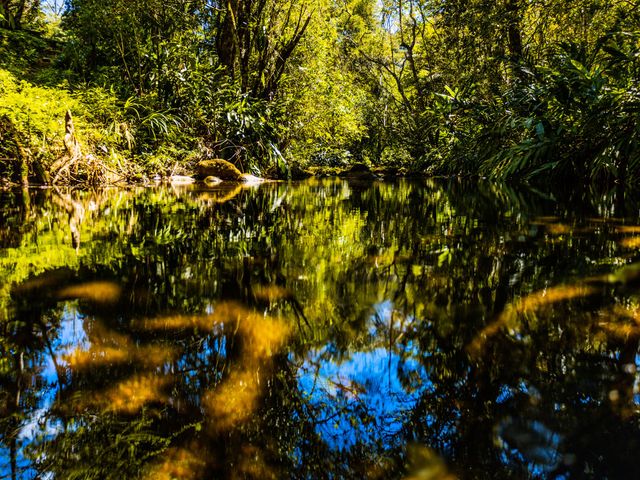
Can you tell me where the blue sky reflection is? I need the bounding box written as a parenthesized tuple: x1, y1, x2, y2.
(0, 305, 87, 479)
(297, 343, 431, 451)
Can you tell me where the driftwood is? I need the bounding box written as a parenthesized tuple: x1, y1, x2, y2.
(50, 110, 83, 184)
(63, 110, 82, 160)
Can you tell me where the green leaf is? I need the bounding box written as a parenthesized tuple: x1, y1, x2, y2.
(444, 85, 458, 98)
(570, 59, 589, 76)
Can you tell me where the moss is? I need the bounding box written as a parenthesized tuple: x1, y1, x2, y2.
(196, 159, 242, 181)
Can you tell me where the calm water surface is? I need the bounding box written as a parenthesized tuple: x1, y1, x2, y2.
(1, 179, 640, 479)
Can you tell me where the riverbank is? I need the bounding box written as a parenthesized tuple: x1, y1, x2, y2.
(0, 60, 414, 188)
(0, 64, 403, 188)
(3, 5, 640, 190)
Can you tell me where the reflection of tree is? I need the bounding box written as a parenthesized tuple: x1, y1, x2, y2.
(0, 289, 64, 480)
(396, 268, 640, 478)
(2, 180, 640, 477)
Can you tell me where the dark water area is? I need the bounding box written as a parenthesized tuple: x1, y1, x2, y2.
(1, 178, 640, 479)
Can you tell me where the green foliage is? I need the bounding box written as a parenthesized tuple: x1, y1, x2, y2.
(0, 28, 47, 75)
(168, 64, 287, 174)
(469, 34, 640, 183)
(281, 5, 371, 167)
(57, 0, 326, 175)
(0, 65, 195, 183)
(2, 0, 640, 184)
(334, 0, 640, 184)
(0, 68, 77, 172)
(0, 0, 41, 29)
(0, 68, 132, 182)
(31, 413, 172, 479)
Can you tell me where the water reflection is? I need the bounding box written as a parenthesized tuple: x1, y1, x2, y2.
(1, 180, 640, 478)
(297, 345, 429, 451)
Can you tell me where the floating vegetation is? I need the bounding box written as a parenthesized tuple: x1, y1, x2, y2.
(597, 305, 640, 341)
(143, 445, 208, 480)
(75, 374, 172, 414)
(201, 302, 291, 431)
(615, 226, 640, 234)
(133, 314, 218, 332)
(57, 281, 123, 306)
(619, 237, 640, 249)
(254, 284, 293, 303)
(469, 284, 599, 356)
(203, 369, 262, 431)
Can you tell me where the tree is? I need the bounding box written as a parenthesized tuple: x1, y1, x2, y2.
(214, 0, 314, 99)
(0, 0, 40, 29)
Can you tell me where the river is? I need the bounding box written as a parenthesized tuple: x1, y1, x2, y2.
(1, 178, 639, 479)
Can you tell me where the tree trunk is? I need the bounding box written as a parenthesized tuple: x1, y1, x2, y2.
(64, 110, 82, 161)
(14, 0, 27, 28)
(216, 0, 240, 79)
(10, 129, 29, 186)
(0, 0, 11, 28)
(505, 0, 523, 62)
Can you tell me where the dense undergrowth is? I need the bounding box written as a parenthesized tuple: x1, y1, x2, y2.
(0, 29, 157, 185)
(438, 37, 640, 185)
(1, 1, 639, 187)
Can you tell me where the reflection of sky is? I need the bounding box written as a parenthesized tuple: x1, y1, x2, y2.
(495, 381, 565, 476)
(297, 346, 430, 451)
(40, 305, 89, 416)
(369, 300, 401, 338)
(496, 417, 563, 476)
(297, 301, 432, 451)
(0, 306, 87, 480)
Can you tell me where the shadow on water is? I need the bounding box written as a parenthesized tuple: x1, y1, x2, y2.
(2, 179, 640, 478)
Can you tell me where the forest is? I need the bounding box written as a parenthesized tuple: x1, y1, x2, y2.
(1, 0, 639, 186)
(4, 2, 640, 479)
